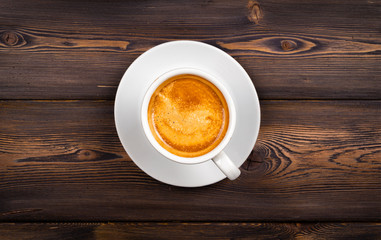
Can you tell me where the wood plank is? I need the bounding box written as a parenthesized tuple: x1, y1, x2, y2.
(0, 222, 380, 240)
(0, 100, 380, 221)
(0, 0, 380, 100)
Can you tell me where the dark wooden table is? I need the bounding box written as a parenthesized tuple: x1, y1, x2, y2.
(1, 0, 380, 239)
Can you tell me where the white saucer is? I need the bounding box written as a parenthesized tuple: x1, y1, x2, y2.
(114, 40, 260, 187)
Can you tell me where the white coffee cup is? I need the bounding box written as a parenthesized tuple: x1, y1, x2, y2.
(141, 68, 240, 180)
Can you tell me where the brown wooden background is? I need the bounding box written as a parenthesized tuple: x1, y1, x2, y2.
(1, 0, 380, 239)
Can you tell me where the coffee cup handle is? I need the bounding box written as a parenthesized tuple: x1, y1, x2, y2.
(213, 151, 241, 180)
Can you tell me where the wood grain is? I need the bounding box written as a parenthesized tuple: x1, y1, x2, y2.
(0, 0, 380, 100)
(1, 1, 380, 234)
(1, 100, 380, 221)
(0, 222, 380, 240)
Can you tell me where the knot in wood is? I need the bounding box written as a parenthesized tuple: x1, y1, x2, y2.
(77, 149, 97, 161)
(2, 31, 18, 46)
(241, 144, 266, 172)
(281, 40, 297, 51)
(247, 0, 262, 24)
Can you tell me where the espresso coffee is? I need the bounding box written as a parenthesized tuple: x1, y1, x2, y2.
(147, 74, 229, 158)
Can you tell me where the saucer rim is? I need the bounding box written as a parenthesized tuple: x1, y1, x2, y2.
(114, 40, 260, 187)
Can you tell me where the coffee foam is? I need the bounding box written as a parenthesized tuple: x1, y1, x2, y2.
(147, 74, 229, 158)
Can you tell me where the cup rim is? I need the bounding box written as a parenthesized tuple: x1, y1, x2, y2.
(141, 67, 236, 164)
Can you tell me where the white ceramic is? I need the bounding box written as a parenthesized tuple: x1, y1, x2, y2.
(114, 40, 260, 187)
(141, 68, 240, 180)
